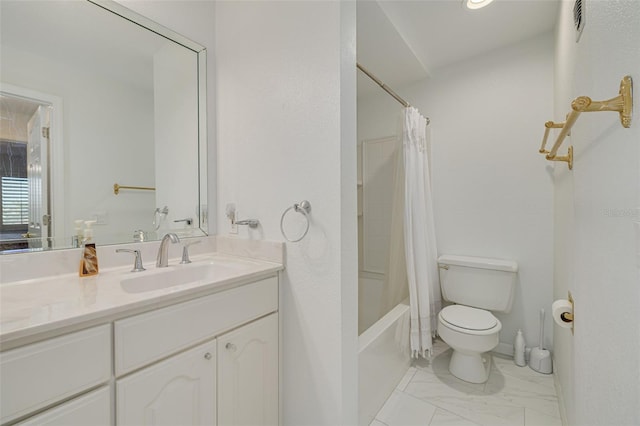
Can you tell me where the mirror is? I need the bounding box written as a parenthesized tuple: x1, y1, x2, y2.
(0, 0, 208, 253)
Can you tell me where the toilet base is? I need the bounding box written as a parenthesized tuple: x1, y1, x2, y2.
(449, 350, 492, 384)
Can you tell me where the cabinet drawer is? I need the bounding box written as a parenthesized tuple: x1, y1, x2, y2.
(17, 386, 111, 426)
(114, 276, 277, 376)
(0, 325, 111, 424)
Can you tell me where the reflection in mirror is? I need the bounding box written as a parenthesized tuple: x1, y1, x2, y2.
(0, 0, 207, 254)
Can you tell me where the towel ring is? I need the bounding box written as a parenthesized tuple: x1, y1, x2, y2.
(280, 200, 311, 242)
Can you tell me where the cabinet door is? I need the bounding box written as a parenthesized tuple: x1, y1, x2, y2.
(217, 313, 278, 426)
(116, 340, 216, 426)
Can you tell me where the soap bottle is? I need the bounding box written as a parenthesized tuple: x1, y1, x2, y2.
(514, 329, 526, 367)
(79, 220, 99, 277)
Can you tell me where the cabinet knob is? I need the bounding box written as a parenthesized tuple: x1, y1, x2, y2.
(225, 343, 237, 352)
(204, 352, 212, 360)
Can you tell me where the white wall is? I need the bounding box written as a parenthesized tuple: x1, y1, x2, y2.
(358, 34, 556, 353)
(553, 1, 640, 425)
(215, 2, 358, 424)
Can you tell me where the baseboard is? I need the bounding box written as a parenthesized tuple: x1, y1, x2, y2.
(493, 342, 514, 357)
(552, 359, 569, 426)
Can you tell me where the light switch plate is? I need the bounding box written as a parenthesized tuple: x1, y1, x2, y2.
(226, 203, 237, 234)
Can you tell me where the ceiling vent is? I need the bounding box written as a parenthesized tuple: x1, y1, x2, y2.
(574, 0, 585, 42)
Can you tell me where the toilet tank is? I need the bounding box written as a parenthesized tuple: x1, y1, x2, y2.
(438, 255, 518, 313)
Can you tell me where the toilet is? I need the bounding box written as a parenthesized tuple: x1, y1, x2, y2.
(437, 255, 518, 384)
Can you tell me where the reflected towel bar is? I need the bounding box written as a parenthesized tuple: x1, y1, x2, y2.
(113, 183, 155, 195)
(539, 75, 633, 170)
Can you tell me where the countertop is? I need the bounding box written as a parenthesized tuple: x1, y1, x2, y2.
(0, 253, 283, 349)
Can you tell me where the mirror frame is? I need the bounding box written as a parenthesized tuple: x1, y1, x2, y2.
(0, 0, 208, 253)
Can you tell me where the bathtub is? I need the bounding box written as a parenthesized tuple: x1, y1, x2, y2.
(358, 298, 411, 425)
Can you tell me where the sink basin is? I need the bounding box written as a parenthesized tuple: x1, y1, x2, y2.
(120, 263, 243, 294)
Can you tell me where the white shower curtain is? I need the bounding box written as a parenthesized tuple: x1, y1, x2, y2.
(402, 107, 441, 358)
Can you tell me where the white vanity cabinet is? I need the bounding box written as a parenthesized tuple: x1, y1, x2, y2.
(1, 274, 280, 426)
(116, 313, 279, 426)
(113, 275, 279, 426)
(116, 339, 217, 425)
(218, 313, 279, 426)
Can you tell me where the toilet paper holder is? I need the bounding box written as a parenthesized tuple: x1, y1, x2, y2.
(562, 292, 575, 335)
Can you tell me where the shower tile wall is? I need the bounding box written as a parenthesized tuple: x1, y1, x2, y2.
(361, 137, 399, 274)
(358, 137, 400, 334)
(372, 340, 562, 426)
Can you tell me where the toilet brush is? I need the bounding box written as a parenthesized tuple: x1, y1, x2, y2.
(529, 308, 553, 374)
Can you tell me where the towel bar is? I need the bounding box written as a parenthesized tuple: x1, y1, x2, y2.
(538, 75, 632, 170)
(113, 183, 156, 195)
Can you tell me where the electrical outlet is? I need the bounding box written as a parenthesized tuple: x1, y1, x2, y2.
(91, 211, 108, 225)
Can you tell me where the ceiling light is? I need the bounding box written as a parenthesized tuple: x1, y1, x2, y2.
(466, 0, 495, 10)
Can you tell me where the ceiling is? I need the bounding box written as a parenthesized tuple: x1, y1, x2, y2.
(357, 0, 560, 98)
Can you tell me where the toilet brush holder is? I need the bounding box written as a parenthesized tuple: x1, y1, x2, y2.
(529, 347, 552, 374)
(529, 308, 552, 374)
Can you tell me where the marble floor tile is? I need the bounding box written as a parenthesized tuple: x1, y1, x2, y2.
(376, 390, 438, 426)
(415, 392, 526, 426)
(492, 355, 555, 388)
(373, 340, 563, 426)
(428, 408, 481, 426)
(524, 407, 563, 426)
(413, 346, 453, 376)
(485, 370, 560, 419)
(397, 366, 418, 391)
(407, 366, 486, 398)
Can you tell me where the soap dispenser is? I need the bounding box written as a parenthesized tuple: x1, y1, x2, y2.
(83, 220, 96, 243)
(79, 220, 99, 277)
(72, 219, 84, 248)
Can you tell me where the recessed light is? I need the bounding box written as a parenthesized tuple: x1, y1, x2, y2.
(466, 0, 495, 10)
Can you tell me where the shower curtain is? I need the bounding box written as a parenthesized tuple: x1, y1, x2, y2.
(402, 107, 440, 358)
(378, 106, 440, 358)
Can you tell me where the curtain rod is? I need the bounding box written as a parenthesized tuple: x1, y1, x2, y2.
(356, 63, 430, 125)
(357, 63, 409, 107)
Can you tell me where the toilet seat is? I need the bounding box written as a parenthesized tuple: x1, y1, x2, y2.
(439, 305, 501, 335)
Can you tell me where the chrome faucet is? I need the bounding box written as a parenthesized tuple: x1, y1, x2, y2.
(116, 249, 146, 272)
(156, 233, 180, 267)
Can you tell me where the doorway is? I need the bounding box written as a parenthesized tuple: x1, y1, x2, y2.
(0, 91, 53, 251)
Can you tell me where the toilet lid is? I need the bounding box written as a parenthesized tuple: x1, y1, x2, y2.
(440, 305, 498, 331)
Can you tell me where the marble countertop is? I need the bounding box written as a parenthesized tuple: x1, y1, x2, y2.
(0, 253, 282, 348)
